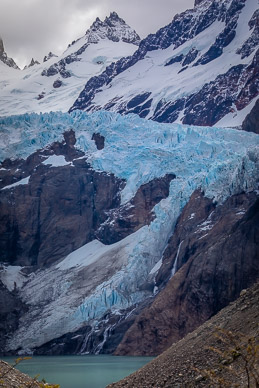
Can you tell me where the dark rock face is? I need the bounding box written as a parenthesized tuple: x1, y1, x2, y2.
(27, 58, 40, 68)
(115, 190, 259, 356)
(91, 132, 105, 150)
(165, 54, 184, 66)
(242, 98, 259, 134)
(195, 0, 245, 65)
(0, 280, 27, 355)
(0, 37, 19, 69)
(0, 131, 124, 267)
(97, 174, 176, 244)
(0, 132, 174, 268)
(153, 46, 259, 126)
(182, 49, 259, 125)
(43, 51, 58, 62)
(182, 48, 199, 66)
(53, 79, 62, 88)
(194, 0, 207, 6)
(237, 9, 259, 59)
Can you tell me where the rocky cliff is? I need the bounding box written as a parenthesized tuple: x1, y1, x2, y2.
(242, 98, 259, 134)
(0, 37, 19, 69)
(115, 190, 259, 355)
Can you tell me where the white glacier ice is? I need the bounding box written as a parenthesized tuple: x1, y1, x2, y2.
(1, 110, 258, 352)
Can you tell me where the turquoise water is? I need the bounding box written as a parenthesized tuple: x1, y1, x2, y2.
(3, 355, 153, 388)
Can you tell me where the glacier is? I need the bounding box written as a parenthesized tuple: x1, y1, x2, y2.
(1, 110, 259, 352)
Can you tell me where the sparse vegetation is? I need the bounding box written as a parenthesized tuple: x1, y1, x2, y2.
(0, 358, 60, 388)
(196, 328, 259, 387)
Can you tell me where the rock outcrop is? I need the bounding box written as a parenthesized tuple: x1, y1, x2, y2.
(24, 58, 40, 69)
(0, 280, 27, 355)
(242, 98, 259, 134)
(96, 174, 175, 244)
(115, 190, 259, 355)
(0, 131, 124, 267)
(0, 37, 19, 69)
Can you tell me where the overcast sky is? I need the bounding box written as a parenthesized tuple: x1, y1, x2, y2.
(0, 0, 194, 69)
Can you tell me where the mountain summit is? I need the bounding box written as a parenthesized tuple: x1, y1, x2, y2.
(85, 11, 140, 45)
(0, 13, 140, 115)
(70, 0, 258, 128)
(0, 37, 19, 69)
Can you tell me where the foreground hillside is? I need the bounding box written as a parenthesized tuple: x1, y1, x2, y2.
(108, 282, 259, 388)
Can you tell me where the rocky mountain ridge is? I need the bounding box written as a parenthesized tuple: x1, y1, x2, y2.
(70, 0, 258, 128)
(0, 13, 139, 116)
(41, 12, 140, 79)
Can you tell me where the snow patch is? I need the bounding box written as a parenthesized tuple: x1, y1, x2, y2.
(2, 176, 30, 190)
(0, 265, 27, 291)
(43, 155, 71, 167)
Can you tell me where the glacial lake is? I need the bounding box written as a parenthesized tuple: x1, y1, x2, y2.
(3, 355, 153, 388)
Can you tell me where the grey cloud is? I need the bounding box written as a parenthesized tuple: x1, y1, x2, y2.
(0, 0, 193, 68)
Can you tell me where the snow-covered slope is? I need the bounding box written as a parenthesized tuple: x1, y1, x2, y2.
(71, 0, 259, 128)
(0, 12, 140, 116)
(0, 110, 258, 353)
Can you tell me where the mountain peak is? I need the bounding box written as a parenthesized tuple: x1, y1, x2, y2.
(86, 12, 140, 45)
(43, 51, 58, 62)
(0, 36, 19, 69)
(109, 11, 119, 19)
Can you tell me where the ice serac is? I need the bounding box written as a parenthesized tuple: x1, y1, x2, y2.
(0, 37, 19, 69)
(0, 111, 258, 355)
(115, 190, 259, 356)
(70, 0, 259, 127)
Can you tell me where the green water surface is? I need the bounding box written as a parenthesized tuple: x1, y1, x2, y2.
(3, 355, 153, 388)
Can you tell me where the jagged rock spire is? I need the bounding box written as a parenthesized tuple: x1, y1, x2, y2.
(86, 11, 140, 45)
(0, 36, 19, 69)
(43, 52, 58, 62)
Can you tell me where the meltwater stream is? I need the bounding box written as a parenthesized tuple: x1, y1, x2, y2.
(3, 355, 153, 388)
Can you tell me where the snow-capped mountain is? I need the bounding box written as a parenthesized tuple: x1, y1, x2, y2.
(70, 0, 258, 128)
(0, 12, 140, 116)
(0, 111, 258, 355)
(0, 37, 19, 70)
(0, 0, 259, 358)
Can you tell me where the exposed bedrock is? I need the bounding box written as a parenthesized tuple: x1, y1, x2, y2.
(115, 190, 259, 356)
(96, 174, 176, 244)
(242, 98, 259, 134)
(0, 280, 28, 355)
